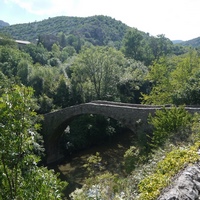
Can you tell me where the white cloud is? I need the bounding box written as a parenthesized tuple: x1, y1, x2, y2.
(7, 0, 78, 15)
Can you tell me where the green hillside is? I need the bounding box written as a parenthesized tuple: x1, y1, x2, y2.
(0, 15, 129, 47)
(172, 40, 183, 44)
(181, 37, 200, 47)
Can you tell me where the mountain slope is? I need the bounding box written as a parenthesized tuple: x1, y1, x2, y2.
(0, 15, 129, 46)
(172, 40, 183, 44)
(0, 20, 9, 28)
(181, 37, 200, 47)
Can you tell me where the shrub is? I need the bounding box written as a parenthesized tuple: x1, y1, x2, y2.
(123, 146, 142, 173)
(124, 146, 138, 173)
(148, 105, 192, 148)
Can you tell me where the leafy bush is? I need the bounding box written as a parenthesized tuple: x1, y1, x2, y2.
(123, 146, 140, 173)
(124, 146, 137, 173)
(148, 106, 192, 148)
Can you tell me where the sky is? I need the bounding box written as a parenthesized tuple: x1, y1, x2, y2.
(1, 0, 200, 41)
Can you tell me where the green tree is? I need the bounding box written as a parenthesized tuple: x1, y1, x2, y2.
(60, 46, 76, 62)
(53, 76, 70, 108)
(122, 31, 173, 66)
(122, 28, 144, 61)
(28, 65, 62, 113)
(0, 84, 66, 199)
(148, 106, 192, 148)
(48, 43, 61, 67)
(66, 34, 82, 53)
(0, 46, 32, 77)
(148, 34, 173, 61)
(142, 57, 173, 105)
(182, 70, 200, 104)
(71, 46, 125, 101)
(28, 65, 60, 97)
(117, 59, 150, 103)
(170, 50, 200, 104)
(23, 43, 49, 65)
(142, 50, 200, 105)
(57, 32, 67, 48)
(51, 43, 61, 58)
(17, 60, 32, 85)
(37, 34, 58, 51)
(0, 33, 17, 47)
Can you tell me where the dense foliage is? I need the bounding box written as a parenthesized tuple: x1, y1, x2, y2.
(0, 15, 200, 199)
(148, 106, 192, 148)
(0, 15, 128, 48)
(0, 82, 66, 199)
(71, 46, 125, 101)
(142, 50, 200, 105)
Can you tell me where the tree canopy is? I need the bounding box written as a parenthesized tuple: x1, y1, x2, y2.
(0, 82, 66, 199)
(71, 46, 125, 101)
(0, 15, 128, 48)
(142, 50, 200, 105)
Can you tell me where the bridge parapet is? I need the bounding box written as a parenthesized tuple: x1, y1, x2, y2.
(91, 100, 162, 108)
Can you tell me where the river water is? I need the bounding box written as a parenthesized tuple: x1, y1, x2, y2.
(52, 130, 135, 199)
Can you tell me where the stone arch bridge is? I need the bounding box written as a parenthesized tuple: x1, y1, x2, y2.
(42, 101, 200, 163)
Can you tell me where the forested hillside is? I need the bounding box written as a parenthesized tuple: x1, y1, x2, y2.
(0, 15, 128, 47)
(181, 36, 200, 47)
(2, 15, 200, 48)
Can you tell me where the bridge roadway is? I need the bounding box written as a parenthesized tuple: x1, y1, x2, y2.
(42, 101, 200, 163)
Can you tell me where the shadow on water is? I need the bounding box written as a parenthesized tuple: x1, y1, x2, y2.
(51, 130, 135, 199)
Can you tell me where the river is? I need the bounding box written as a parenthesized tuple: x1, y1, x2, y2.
(52, 130, 135, 199)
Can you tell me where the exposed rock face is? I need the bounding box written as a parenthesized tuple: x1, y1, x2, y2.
(158, 163, 200, 200)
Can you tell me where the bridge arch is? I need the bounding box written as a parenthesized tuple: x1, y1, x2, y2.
(42, 101, 160, 163)
(42, 101, 200, 163)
